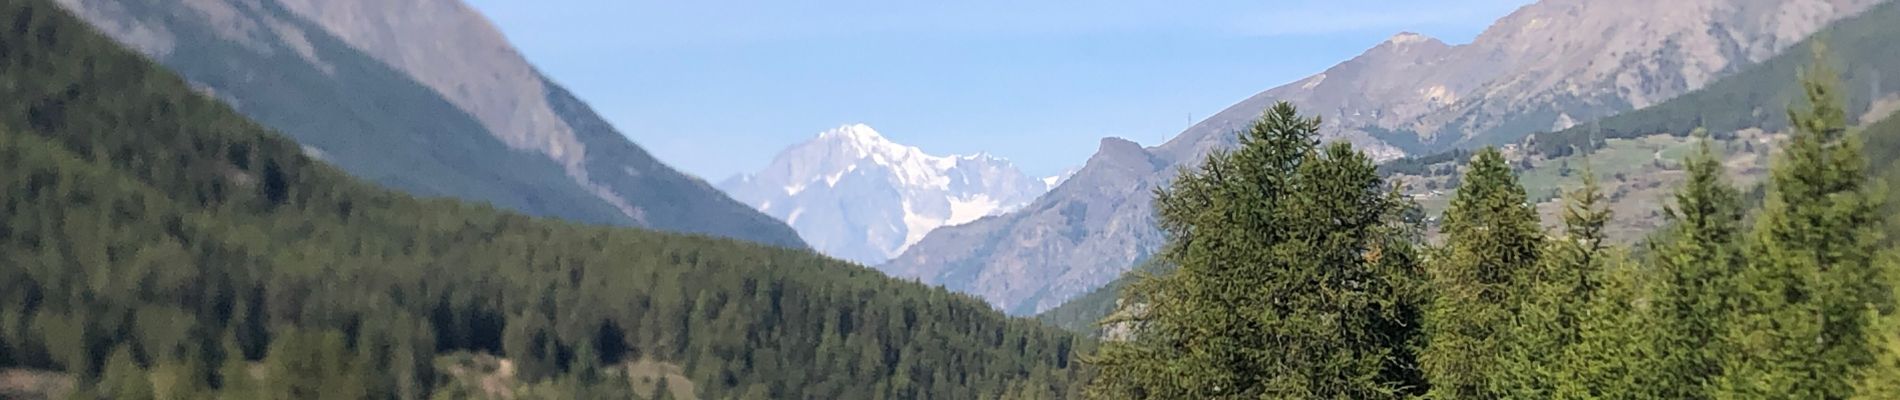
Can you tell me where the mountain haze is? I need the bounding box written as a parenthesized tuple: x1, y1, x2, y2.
(54, 0, 806, 248)
(720, 124, 1051, 265)
(887, 0, 1882, 315)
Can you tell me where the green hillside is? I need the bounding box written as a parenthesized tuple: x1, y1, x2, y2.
(1035, 265, 1141, 336)
(0, 1, 1082, 398)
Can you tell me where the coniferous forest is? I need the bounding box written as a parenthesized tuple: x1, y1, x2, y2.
(0, 1, 1086, 398)
(1085, 44, 1900, 399)
(7, 0, 1900, 398)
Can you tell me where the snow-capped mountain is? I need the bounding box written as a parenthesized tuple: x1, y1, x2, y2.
(719, 124, 1053, 265)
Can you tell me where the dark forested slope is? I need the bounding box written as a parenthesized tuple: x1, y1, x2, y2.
(0, 1, 1082, 398)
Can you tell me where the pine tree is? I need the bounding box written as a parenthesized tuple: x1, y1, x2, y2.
(1420, 147, 1544, 399)
(1086, 102, 1425, 399)
(1650, 130, 1745, 399)
(1715, 43, 1889, 399)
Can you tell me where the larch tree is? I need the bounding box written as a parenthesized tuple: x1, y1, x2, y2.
(1715, 43, 1889, 399)
(1086, 102, 1426, 399)
(1649, 131, 1746, 399)
(1420, 147, 1544, 400)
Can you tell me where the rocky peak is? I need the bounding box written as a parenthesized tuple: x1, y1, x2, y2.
(1094, 137, 1145, 159)
(820, 123, 884, 140)
(1077, 138, 1165, 180)
(817, 123, 891, 151)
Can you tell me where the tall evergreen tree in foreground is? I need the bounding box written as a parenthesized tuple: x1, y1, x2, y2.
(1420, 147, 1544, 399)
(1086, 102, 1426, 399)
(1715, 44, 1890, 399)
(1498, 162, 1617, 398)
(1649, 130, 1747, 399)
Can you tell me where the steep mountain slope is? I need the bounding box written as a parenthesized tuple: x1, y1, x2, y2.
(884, 138, 1172, 314)
(0, 1, 1083, 397)
(1043, 1, 1900, 332)
(53, 0, 806, 248)
(719, 124, 1051, 265)
(887, 0, 1881, 315)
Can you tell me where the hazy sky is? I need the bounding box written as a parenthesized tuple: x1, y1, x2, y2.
(466, 0, 1534, 179)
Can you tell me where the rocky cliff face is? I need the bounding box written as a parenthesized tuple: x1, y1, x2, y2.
(887, 0, 1881, 315)
(56, 0, 807, 248)
(720, 125, 1051, 265)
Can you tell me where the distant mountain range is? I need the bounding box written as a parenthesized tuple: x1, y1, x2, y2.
(54, 0, 807, 248)
(886, 0, 1883, 315)
(1046, 0, 1900, 333)
(720, 124, 1058, 265)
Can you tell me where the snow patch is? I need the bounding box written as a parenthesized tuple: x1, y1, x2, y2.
(898, 200, 938, 253)
(824, 164, 858, 187)
(947, 195, 1002, 226)
(1041, 166, 1080, 190)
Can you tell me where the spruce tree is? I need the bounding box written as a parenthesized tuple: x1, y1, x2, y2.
(1649, 130, 1745, 399)
(1420, 147, 1544, 399)
(1086, 102, 1425, 399)
(1715, 43, 1889, 399)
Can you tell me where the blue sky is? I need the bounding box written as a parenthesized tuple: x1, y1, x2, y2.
(466, 0, 1534, 179)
